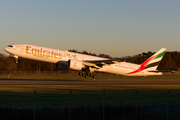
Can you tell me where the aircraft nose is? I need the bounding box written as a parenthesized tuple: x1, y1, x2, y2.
(4, 47, 8, 52)
(4, 47, 10, 54)
(4, 45, 13, 53)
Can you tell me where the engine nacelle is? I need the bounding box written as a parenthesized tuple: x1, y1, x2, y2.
(55, 61, 69, 70)
(68, 59, 83, 70)
(55, 64, 68, 70)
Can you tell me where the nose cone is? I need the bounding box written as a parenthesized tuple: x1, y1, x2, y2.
(4, 47, 8, 52)
(4, 45, 13, 54)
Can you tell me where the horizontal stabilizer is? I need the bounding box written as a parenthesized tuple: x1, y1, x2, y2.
(147, 70, 174, 73)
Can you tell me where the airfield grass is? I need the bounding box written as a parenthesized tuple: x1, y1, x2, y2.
(0, 75, 179, 109)
(0, 88, 180, 109)
(0, 75, 180, 119)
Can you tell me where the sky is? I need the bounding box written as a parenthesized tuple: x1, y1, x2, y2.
(1, 1, 180, 57)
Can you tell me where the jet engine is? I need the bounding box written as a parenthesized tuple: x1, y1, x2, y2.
(55, 64, 68, 70)
(68, 59, 83, 70)
(55, 61, 69, 70)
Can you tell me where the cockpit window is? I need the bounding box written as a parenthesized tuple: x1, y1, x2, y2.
(8, 45, 13, 47)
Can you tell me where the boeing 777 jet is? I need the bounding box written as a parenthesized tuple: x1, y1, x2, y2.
(5, 44, 166, 78)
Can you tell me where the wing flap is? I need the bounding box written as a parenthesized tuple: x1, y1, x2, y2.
(83, 56, 137, 68)
(82, 62, 100, 69)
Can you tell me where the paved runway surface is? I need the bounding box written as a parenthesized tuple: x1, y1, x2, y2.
(0, 80, 180, 85)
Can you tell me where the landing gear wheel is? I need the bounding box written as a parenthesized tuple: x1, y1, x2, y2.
(89, 74, 93, 77)
(82, 73, 88, 78)
(79, 72, 83, 76)
(92, 75, 96, 78)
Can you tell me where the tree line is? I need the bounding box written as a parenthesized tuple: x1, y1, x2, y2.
(0, 50, 179, 75)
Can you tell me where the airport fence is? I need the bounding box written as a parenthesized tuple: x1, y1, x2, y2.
(0, 89, 180, 120)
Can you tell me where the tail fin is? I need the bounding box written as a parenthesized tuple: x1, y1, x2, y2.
(127, 48, 166, 74)
(142, 48, 166, 70)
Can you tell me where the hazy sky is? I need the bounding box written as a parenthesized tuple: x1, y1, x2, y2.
(1, 1, 180, 57)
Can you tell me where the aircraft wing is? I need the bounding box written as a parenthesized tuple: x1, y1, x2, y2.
(83, 56, 137, 69)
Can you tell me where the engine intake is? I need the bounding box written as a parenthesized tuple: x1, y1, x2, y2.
(55, 61, 69, 70)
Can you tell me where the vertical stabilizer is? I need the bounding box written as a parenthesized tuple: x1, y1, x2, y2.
(143, 48, 166, 70)
(127, 48, 166, 74)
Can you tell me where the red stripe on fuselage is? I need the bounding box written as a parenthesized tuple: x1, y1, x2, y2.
(127, 56, 155, 74)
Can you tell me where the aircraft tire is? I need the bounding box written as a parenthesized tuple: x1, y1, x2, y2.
(89, 74, 93, 77)
(79, 72, 83, 76)
(82, 73, 87, 77)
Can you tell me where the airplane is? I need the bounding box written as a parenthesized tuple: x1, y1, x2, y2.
(4, 44, 166, 78)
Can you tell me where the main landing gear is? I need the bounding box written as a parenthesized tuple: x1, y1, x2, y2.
(79, 72, 96, 79)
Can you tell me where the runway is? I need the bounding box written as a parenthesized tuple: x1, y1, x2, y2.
(0, 79, 180, 85)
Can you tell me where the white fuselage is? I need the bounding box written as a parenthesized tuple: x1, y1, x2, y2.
(4, 44, 162, 76)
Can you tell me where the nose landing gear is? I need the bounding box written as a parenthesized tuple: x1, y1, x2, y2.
(14, 55, 18, 63)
